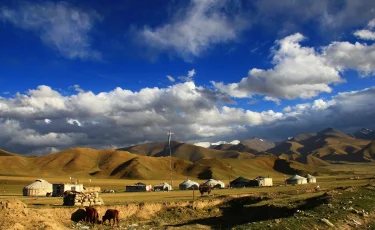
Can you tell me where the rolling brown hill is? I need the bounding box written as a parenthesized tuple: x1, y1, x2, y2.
(0, 149, 16, 156)
(349, 140, 375, 162)
(0, 147, 331, 180)
(118, 141, 254, 162)
(211, 143, 260, 154)
(268, 128, 371, 162)
(240, 137, 275, 151)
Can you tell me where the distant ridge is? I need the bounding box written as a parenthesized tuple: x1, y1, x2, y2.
(347, 128, 375, 140)
(267, 127, 371, 162)
(0, 147, 330, 179)
(118, 141, 254, 162)
(240, 137, 275, 152)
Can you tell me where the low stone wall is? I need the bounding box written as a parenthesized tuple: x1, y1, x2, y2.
(84, 186, 101, 192)
(63, 192, 104, 206)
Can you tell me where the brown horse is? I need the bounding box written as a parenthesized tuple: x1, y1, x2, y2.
(85, 206, 99, 224)
(199, 185, 212, 196)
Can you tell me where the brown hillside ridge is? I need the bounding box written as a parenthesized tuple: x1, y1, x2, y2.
(240, 137, 275, 152)
(349, 140, 375, 162)
(212, 143, 261, 154)
(267, 128, 371, 162)
(0, 149, 16, 156)
(0, 147, 330, 179)
(347, 128, 375, 140)
(119, 141, 254, 162)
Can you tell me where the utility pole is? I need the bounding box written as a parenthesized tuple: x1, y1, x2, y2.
(168, 131, 174, 189)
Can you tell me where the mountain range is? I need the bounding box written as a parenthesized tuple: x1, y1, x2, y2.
(0, 127, 374, 180)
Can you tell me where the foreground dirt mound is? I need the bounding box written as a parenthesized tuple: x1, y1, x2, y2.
(0, 199, 68, 230)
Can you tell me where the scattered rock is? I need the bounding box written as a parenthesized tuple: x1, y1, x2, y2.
(321, 218, 335, 227)
(352, 219, 362, 226)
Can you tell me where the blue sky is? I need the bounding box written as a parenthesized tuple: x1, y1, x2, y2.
(1, 0, 375, 154)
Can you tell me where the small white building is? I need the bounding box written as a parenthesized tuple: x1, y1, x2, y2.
(179, 179, 199, 190)
(286, 175, 307, 185)
(23, 179, 53, 196)
(203, 179, 225, 189)
(52, 183, 84, 196)
(306, 174, 317, 183)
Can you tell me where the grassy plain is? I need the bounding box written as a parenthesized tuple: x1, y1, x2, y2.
(1, 161, 374, 207)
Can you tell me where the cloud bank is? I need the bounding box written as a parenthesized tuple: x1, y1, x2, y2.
(1, 82, 375, 154)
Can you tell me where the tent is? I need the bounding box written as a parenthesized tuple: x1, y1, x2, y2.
(286, 175, 307, 185)
(125, 182, 152, 192)
(255, 176, 273, 186)
(203, 179, 225, 189)
(153, 182, 172, 191)
(229, 177, 252, 188)
(305, 174, 317, 183)
(23, 179, 53, 196)
(179, 179, 199, 190)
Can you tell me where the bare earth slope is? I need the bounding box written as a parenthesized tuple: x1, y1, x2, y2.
(119, 141, 254, 162)
(0, 147, 330, 179)
(267, 128, 371, 162)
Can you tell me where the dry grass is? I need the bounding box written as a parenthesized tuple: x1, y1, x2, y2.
(0, 171, 373, 207)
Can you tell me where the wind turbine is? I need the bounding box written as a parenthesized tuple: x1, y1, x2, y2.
(167, 130, 174, 189)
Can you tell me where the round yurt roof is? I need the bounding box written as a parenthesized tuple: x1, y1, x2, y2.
(204, 179, 224, 186)
(155, 182, 171, 187)
(288, 175, 306, 180)
(180, 179, 199, 186)
(231, 177, 251, 183)
(24, 179, 52, 189)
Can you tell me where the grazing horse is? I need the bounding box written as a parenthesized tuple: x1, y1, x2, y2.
(102, 209, 119, 226)
(199, 185, 212, 196)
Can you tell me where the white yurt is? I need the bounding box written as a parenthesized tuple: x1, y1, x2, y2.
(203, 179, 225, 188)
(179, 179, 199, 190)
(286, 175, 307, 185)
(153, 182, 173, 191)
(306, 174, 317, 183)
(23, 179, 53, 196)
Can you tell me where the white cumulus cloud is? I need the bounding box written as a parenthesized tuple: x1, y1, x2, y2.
(0, 2, 101, 60)
(213, 33, 343, 100)
(137, 0, 248, 61)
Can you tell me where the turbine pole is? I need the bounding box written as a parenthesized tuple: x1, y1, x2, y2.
(167, 130, 174, 189)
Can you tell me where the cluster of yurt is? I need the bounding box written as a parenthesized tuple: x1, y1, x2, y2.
(286, 174, 316, 185)
(153, 182, 172, 191)
(179, 179, 199, 190)
(23, 179, 53, 196)
(202, 179, 225, 189)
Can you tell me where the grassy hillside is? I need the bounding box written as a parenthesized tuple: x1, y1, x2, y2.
(240, 137, 275, 151)
(0, 149, 16, 156)
(119, 141, 254, 162)
(267, 128, 371, 162)
(0, 147, 331, 180)
(212, 143, 260, 154)
(350, 140, 375, 162)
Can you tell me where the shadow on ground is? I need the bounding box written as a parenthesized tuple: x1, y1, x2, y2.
(167, 192, 331, 229)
